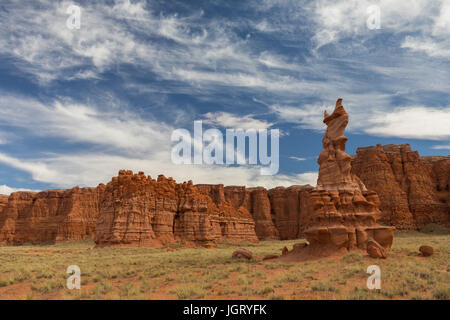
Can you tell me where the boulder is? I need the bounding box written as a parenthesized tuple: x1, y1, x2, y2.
(366, 239, 387, 259)
(419, 245, 434, 257)
(232, 248, 253, 260)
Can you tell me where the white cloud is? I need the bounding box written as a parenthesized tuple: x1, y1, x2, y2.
(269, 104, 325, 130)
(289, 156, 307, 161)
(312, 0, 437, 48)
(0, 0, 341, 97)
(112, 0, 148, 18)
(0, 1, 143, 82)
(0, 94, 171, 154)
(0, 153, 59, 183)
(68, 70, 102, 80)
(0, 1, 210, 82)
(203, 112, 273, 130)
(365, 106, 450, 140)
(401, 36, 450, 59)
(170, 69, 321, 94)
(254, 20, 277, 33)
(399, 1, 450, 60)
(311, 0, 450, 60)
(257, 52, 302, 71)
(0, 93, 315, 190)
(431, 145, 450, 150)
(0, 185, 39, 196)
(1, 0, 305, 94)
(0, 151, 317, 190)
(158, 12, 209, 45)
(433, 0, 450, 36)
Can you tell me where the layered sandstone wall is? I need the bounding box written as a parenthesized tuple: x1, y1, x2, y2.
(220, 185, 315, 240)
(0, 188, 99, 245)
(244, 187, 279, 239)
(94, 171, 258, 247)
(267, 186, 314, 239)
(352, 144, 449, 229)
(0, 177, 318, 245)
(0, 195, 8, 209)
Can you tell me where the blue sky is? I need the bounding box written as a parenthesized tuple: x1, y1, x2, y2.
(0, 0, 449, 194)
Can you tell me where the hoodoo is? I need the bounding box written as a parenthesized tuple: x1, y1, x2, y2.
(316, 99, 366, 191)
(281, 99, 395, 260)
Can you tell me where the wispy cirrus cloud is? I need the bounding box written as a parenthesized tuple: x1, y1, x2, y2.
(311, 0, 439, 47)
(269, 104, 324, 130)
(289, 156, 307, 161)
(203, 112, 273, 130)
(0, 93, 316, 189)
(0, 93, 172, 154)
(431, 145, 450, 150)
(401, 36, 450, 59)
(1, 0, 313, 94)
(310, 0, 450, 62)
(401, 1, 450, 59)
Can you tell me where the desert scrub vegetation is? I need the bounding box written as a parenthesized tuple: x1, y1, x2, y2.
(311, 280, 340, 293)
(171, 284, 206, 299)
(255, 286, 275, 296)
(0, 230, 448, 300)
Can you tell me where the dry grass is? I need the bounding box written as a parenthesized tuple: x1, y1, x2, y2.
(0, 230, 448, 300)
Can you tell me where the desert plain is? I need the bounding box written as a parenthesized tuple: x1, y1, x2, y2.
(0, 226, 448, 300)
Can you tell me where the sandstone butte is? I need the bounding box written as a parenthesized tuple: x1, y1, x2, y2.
(352, 144, 450, 230)
(0, 99, 448, 250)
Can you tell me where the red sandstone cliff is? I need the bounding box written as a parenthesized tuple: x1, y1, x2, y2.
(0, 188, 99, 245)
(94, 171, 258, 247)
(352, 144, 450, 229)
(267, 186, 314, 239)
(0, 195, 8, 212)
(243, 187, 279, 240)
